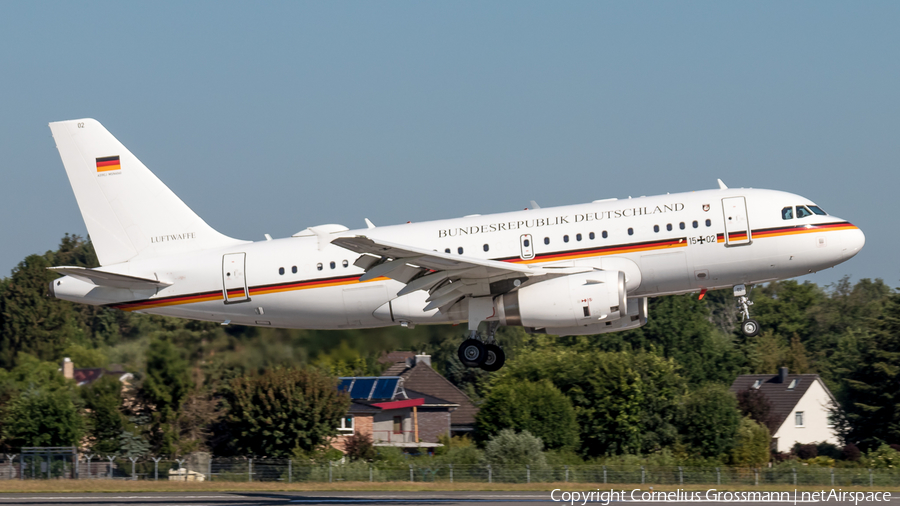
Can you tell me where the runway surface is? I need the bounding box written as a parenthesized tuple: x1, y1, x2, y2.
(0, 491, 896, 505)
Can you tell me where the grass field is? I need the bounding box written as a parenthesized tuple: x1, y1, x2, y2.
(1, 481, 899, 494)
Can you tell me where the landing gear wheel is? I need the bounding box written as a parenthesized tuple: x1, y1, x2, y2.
(458, 338, 487, 367)
(480, 344, 506, 372)
(741, 319, 760, 337)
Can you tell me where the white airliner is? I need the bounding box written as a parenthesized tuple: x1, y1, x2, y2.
(46, 119, 865, 371)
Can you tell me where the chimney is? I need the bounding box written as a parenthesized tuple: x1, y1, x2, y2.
(415, 354, 432, 367)
(778, 367, 789, 384)
(63, 357, 74, 380)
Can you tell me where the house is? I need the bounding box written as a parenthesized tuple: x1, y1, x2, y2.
(332, 375, 458, 452)
(730, 367, 840, 453)
(61, 357, 134, 387)
(380, 353, 479, 436)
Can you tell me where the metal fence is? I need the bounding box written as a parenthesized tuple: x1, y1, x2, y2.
(1, 455, 898, 486)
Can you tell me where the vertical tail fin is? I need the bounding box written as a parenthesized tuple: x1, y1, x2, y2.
(49, 118, 245, 266)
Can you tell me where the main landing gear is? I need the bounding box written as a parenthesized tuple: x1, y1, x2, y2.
(458, 323, 506, 371)
(734, 284, 760, 337)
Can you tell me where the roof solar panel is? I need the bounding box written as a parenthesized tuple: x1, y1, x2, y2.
(371, 378, 399, 399)
(338, 378, 354, 393)
(349, 378, 376, 399)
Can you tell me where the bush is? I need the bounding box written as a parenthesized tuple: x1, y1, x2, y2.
(731, 417, 770, 467)
(343, 432, 376, 461)
(482, 429, 547, 469)
(475, 379, 579, 451)
(794, 443, 818, 460)
(817, 442, 842, 460)
(841, 443, 861, 461)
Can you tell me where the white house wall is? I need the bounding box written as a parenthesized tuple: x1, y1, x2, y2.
(772, 379, 839, 453)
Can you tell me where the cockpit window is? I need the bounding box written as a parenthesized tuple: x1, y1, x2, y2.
(808, 205, 827, 216)
(796, 206, 813, 219)
(782, 207, 793, 220)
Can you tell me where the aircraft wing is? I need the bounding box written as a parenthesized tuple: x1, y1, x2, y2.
(332, 235, 589, 311)
(48, 266, 172, 290)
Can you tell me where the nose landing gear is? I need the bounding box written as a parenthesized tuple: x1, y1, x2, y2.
(735, 284, 760, 337)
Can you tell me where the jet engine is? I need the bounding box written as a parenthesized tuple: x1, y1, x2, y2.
(494, 270, 627, 329)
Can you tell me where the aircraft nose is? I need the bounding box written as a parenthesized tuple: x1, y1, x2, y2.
(842, 226, 865, 260)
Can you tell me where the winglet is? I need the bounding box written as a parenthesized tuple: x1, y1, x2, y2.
(365, 218, 376, 229)
(717, 179, 728, 190)
(529, 200, 541, 209)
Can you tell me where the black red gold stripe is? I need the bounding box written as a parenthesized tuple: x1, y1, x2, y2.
(96, 156, 121, 172)
(716, 221, 857, 243)
(108, 221, 858, 312)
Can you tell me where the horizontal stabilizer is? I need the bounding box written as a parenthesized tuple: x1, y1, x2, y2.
(48, 266, 171, 289)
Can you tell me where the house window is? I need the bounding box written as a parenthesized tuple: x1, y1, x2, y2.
(752, 379, 761, 389)
(795, 411, 805, 427)
(788, 379, 798, 389)
(338, 416, 354, 432)
(393, 416, 403, 434)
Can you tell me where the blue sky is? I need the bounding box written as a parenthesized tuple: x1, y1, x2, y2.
(1, 1, 897, 288)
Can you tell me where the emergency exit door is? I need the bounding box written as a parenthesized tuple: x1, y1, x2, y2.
(520, 234, 535, 260)
(722, 197, 751, 246)
(222, 253, 250, 303)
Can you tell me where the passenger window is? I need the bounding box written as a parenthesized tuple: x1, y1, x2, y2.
(563, 235, 569, 243)
(330, 261, 336, 269)
(666, 224, 672, 232)
(589, 232, 595, 240)
(342, 260, 349, 268)
(782, 207, 793, 220)
(809, 205, 827, 216)
(316, 263, 323, 271)
(602, 231, 608, 239)
(692, 221, 699, 229)
(796, 206, 813, 218)
(679, 222, 685, 230)
(653, 225, 659, 233)
(628, 228, 634, 236)
(292, 266, 297, 274)
(483, 244, 489, 252)
(278, 267, 284, 275)
(445, 248, 451, 254)
(544, 237, 550, 245)
(705, 219, 711, 227)
(523, 239, 530, 247)
(458, 247, 464, 254)
(576, 233, 582, 241)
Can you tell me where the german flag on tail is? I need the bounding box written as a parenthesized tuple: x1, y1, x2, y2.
(96, 156, 121, 172)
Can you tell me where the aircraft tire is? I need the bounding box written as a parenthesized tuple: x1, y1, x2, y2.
(741, 319, 760, 337)
(480, 344, 505, 372)
(458, 338, 487, 367)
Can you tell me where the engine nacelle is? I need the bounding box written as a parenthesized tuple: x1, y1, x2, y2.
(495, 270, 626, 329)
(531, 296, 648, 336)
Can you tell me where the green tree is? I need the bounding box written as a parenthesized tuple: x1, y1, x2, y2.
(2, 387, 83, 447)
(498, 344, 684, 456)
(141, 336, 192, 454)
(835, 293, 900, 450)
(475, 378, 579, 451)
(81, 375, 127, 454)
(677, 384, 741, 458)
(222, 367, 350, 457)
(730, 417, 770, 467)
(482, 429, 547, 469)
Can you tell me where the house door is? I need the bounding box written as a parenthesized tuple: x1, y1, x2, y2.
(722, 197, 751, 246)
(519, 234, 534, 260)
(222, 253, 249, 303)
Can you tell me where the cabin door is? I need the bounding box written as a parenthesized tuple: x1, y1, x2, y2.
(722, 197, 751, 246)
(222, 253, 250, 303)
